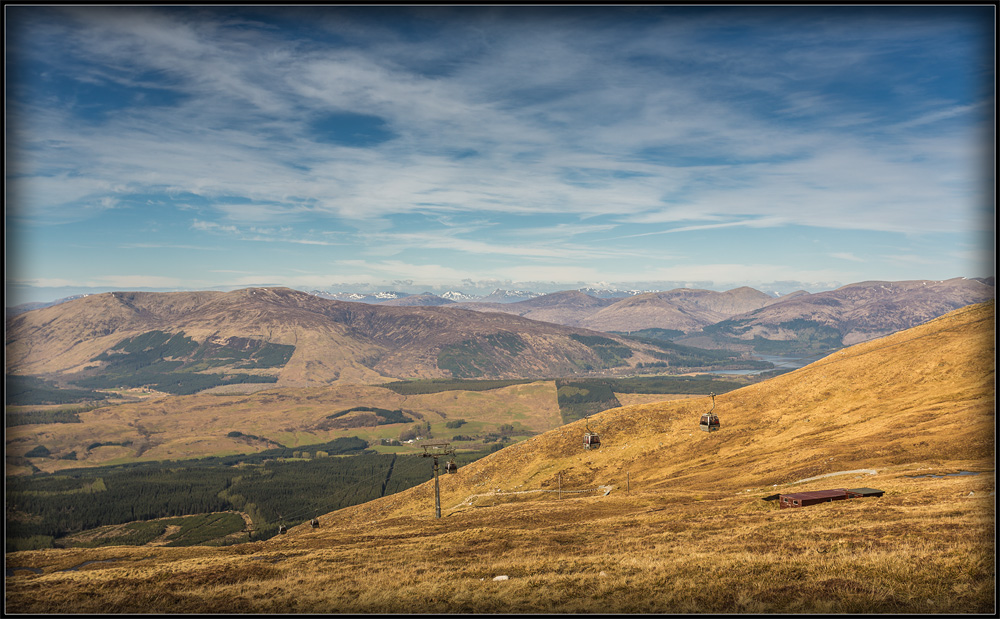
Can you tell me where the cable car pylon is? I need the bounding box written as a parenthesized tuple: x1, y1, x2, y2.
(421, 442, 457, 518)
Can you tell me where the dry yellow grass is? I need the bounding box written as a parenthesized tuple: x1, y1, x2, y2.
(7, 380, 563, 472)
(613, 392, 701, 407)
(5, 301, 995, 613)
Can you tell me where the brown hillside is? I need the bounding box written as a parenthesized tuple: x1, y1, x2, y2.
(577, 286, 777, 332)
(4, 287, 671, 385)
(705, 277, 995, 347)
(4, 302, 994, 614)
(462, 287, 775, 332)
(338, 300, 996, 520)
(376, 293, 457, 306)
(461, 290, 616, 326)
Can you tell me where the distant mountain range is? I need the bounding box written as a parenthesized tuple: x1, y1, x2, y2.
(305, 288, 546, 305)
(459, 286, 784, 333)
(300, 287, 661, 306)
(384, 278, 993, 355)
(687, 277, 995, 353)
(6, 288, 765, 395)
(6, 279, 993, 396)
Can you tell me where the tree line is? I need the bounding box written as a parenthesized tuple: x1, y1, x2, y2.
(6, 446, 493, 552)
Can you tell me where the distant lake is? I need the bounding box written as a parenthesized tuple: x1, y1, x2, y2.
(709, 353, 828, 376)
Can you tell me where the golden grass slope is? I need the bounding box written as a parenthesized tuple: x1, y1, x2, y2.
(345, 299, 995, 520)
(7, 380, 563, 473)
(5, 301, 995, 614)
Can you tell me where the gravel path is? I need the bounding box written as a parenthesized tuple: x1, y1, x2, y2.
(794, 469, 878, 483)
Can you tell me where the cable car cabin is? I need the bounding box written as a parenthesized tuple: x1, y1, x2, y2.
(699, 392, 720, 432)
(445, 460, 458, 474)
(278, 525, 288, 534)
(310, 518, 320, 528)
(583, 432, 601, 450)
(699, 412, 720, 432)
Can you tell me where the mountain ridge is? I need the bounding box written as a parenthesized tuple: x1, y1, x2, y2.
(7, 279, 994, 390)
(697, 277, 995, 349)
(5, 287, 701, 387)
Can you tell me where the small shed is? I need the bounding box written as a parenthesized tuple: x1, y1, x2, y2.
(778, 489, 847, 508)
(846, 488, 885, 498)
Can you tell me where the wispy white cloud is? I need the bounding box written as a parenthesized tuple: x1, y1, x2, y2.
(11, 6, 985, 235)
(641, 263, 852, 288)
(616, 217, 790, 238)
(830, 252, 865, 262)
(119, 243, 223, 251)
(6, 6, 990, 300)
(190, 219, 341, 246)
(889, 103, 983, 131)
(192, 220, 240, 234)
(332, 259, 611, 289)
(18, 275, 190, 289)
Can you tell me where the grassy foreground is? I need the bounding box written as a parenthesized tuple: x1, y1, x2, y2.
(4, 469, 994, 614)
(5, 301, 995, 613)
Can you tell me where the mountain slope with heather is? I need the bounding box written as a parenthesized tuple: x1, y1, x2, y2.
(459, 280, 993, 347)
(5, 301, 994, 614)
(4, 287, 713, 389)
(688, 277, 995, 353)
(460, 286, 778, 331)
(335, 299, 997, 520)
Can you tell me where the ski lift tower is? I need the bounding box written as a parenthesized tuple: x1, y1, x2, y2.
(421, 442, 457, 518)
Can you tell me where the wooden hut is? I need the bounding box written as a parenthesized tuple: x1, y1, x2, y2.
(846, 488, 885, 498)
(778, 489, 847, 508)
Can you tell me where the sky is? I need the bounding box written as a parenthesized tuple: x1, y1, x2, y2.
(5, 5, 996, 306)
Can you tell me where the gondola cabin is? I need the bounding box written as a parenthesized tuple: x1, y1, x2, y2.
(445, 460, 458, 474)
(699, 392, 720, 432)
(310, 518, 320, 528)
(583, 432, 601, 450)
(699, 412, 720, 432)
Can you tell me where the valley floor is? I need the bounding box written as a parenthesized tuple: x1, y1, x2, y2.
(5, 463, 994, 614)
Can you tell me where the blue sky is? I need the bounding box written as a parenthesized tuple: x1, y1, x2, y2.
(5, 5, 995, 305)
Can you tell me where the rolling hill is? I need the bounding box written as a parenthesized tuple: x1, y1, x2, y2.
(5, 300, 994, 614)
(5, 287, 756, 393)
(460, 286, 780, 332)
(687, 277, 995, 353)
(376, 293, 458, 306)
(461, 290, 617, 325)
(455, 280, 993, 354)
